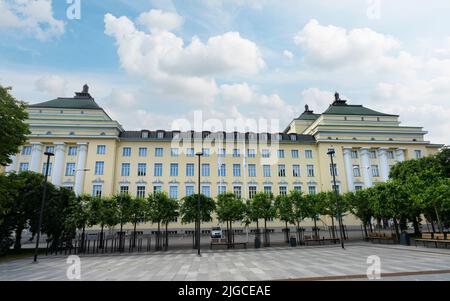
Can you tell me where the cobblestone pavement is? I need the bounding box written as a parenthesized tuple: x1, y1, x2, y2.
(1, 243, 450, 281)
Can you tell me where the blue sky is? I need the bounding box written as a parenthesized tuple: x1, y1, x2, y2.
(1, 0, 449, 144)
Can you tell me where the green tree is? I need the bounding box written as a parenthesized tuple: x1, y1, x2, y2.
(317, 191, 348, 239)
(274, 194, 294, 243)
(344, 190, 373, 237)
(216, 193, 246, 245)
(290, 190, 308, 241)
(0, 85, 30, 166)
(180, 194, 215, 249)
(112, 193, 133, 251)
(303, 193, 322, 239)
(0, 173, 17, 254)
(65, 194, 91, 250)
(129, 196, 148, 249)
(251, 192, 276, 246)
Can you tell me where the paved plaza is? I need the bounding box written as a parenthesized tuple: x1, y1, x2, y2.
(1, 243, 450, 281)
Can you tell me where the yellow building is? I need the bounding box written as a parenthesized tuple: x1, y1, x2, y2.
(4, 86, 443, 231)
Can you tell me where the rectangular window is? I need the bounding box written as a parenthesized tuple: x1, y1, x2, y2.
(155, 148, 163, 157)
(153, 186, 162, 194)
(355, 185, 363, 191)
(233, 186, 242, 199)
(329, 163, 338, 176)
(21, 146, 32, 155)
(97, 145, 106, 155)
(372, 165, 380, 177)
(46, 146, 55, 154)
(120, 185, 129, 194)
(201, 185, 211, 197)
(186, 163, 195, 177)
(170, 163, 179, 177)
(137, 163, 147, 176)
(218, 185, 227, 195)
(332, 185, 340, 193)
(248, 164, 256, 177)
(351, 150, 358, 158)
(305, 150, 313, 159)
(95, 161, 104, 175)
(202, 148, 210, 157)
(19, 163, 29, 171)
(93, 185, 102, 197)
(232, 149, 240, 157)
(137, 186, 146, 198)
(307, 165, 315, 177)
(387, 151, 394, 159)
(308, 186, 316, 195)
(202, 163, 210, 177)
(42, 162, 52, 176)
(291, 149, 299, 158)
(369, 150, 377, 159)
(154, 163, 163, 177)
(278, 164, 286, 177)
(415, 150, 422, 159)
(247, 149, 256, 158)
(293, 186, 302, 192)
(293, 165, 300, 177)
(68, 146, 77, 156)
(279, 186, 287, 196)
(233, 164, 241, 177)
(262, 149, 270, 158)
(169, 186, 178, 199)
(218, 148, 226, 157)
(121, 163, 130, 176)
(138, 147, 147, 157)
(277, 149, 285, 158)
(122, 147, 131, 157)
(353, 165, 361, 177)
(65, 163, 76, 176)
(171, 148, 179, 157)
(186, 148, 194, 157)
(218, 164, 226, 177)
(264, 186, 272, 194)
(248, 186, 257, 199)
(263, 165, 271, 177)
(185, 185, 195, 196)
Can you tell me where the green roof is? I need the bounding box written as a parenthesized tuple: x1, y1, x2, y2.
(28, 97, 101, 110)
(323, 104, 398, 116)
(295, 111, 321, 121)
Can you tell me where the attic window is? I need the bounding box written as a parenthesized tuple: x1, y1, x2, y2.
(100, 132, 106, 136)
(389, 138, 393, 141)
(290, 134, 297, 141)
(46, 131, 52, 135)
(157, 131, 164, 139)
(377, 117, 380, 122)
(413, 139, 417, 142)
(371, 138, 375, 141)
(81, 111, 84, 114)
(352, 137, 357, 140)
(328, 137, 332, 140)
(344, 116, 347, 120)
(69, 132, 75, 136)
(60, 110, 64, 114)
(260, 133, 268, 141)
(361, 117, 364, 121)
(141, 131, 149, 139)
(278, 134, 283, 141)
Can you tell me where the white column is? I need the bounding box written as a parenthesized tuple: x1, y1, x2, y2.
(378, 148, 389, 182)
(74, 143, 88, 196)
(359, 147, 373, 188)
(5, 154, 18, 173)
(343, 147, 354, 192)
(395, 148, 405, 162)
(29, 142, 43, 173)
(52, 142, 66, 186)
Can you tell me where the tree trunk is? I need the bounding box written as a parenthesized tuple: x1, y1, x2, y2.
(264, 219, 269, 247)
(393, 218, 400, 241)
(431, 221, 436, 233)
(133, 221, 137, 248)
(369, 221, 373, 232)
(80, 225, 86, 253)
(14, 226, 23, 250)
(330, 216, 336, 239)
(363, 223, 368, 238)
(100, 224, 104, 249)
(434, 204, 443, 232)
(313, 217, 318, 239)
(413, 217, 420, 236)
(165, 222, 169, 251)
(157, 222, 161, 251)
(120, 223, 124, 252)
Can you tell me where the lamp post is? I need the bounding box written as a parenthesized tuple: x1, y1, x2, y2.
(195, 151, 204, 256)
(33, 151, 54, 263)
(327, 150, 345, 249)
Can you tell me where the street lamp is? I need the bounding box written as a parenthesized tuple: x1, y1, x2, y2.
(33, 151, 54, 263)
(195, 151, 203, 256)
(327, 149, 345, 249)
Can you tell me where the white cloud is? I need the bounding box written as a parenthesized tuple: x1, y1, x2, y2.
(294, 19, 399, 69)
(137, 9, 183, 33)
(283, 50, 294, 61)
(0, 0, 64, 41)
(35, 75, 66, 95)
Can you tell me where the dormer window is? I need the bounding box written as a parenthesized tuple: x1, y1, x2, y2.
(100, 132, 106, 136)
(46, 131, 52, 135)
(260, 133, 268, 141)
(290, 134, 297, 141)
(157, 131, 164, 139)
(277, 134, 283, 141)
(141, 130, 149, 139)
(173, 131, 180, 139)
(361, 117, 365, 121)
(69, 132, 75, 136)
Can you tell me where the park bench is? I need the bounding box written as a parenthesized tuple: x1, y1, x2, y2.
(414, 233, 450, 249)
(366, 232, 397, 244)
(210, 238, 247, 250)
(303, 237, 340, 246)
